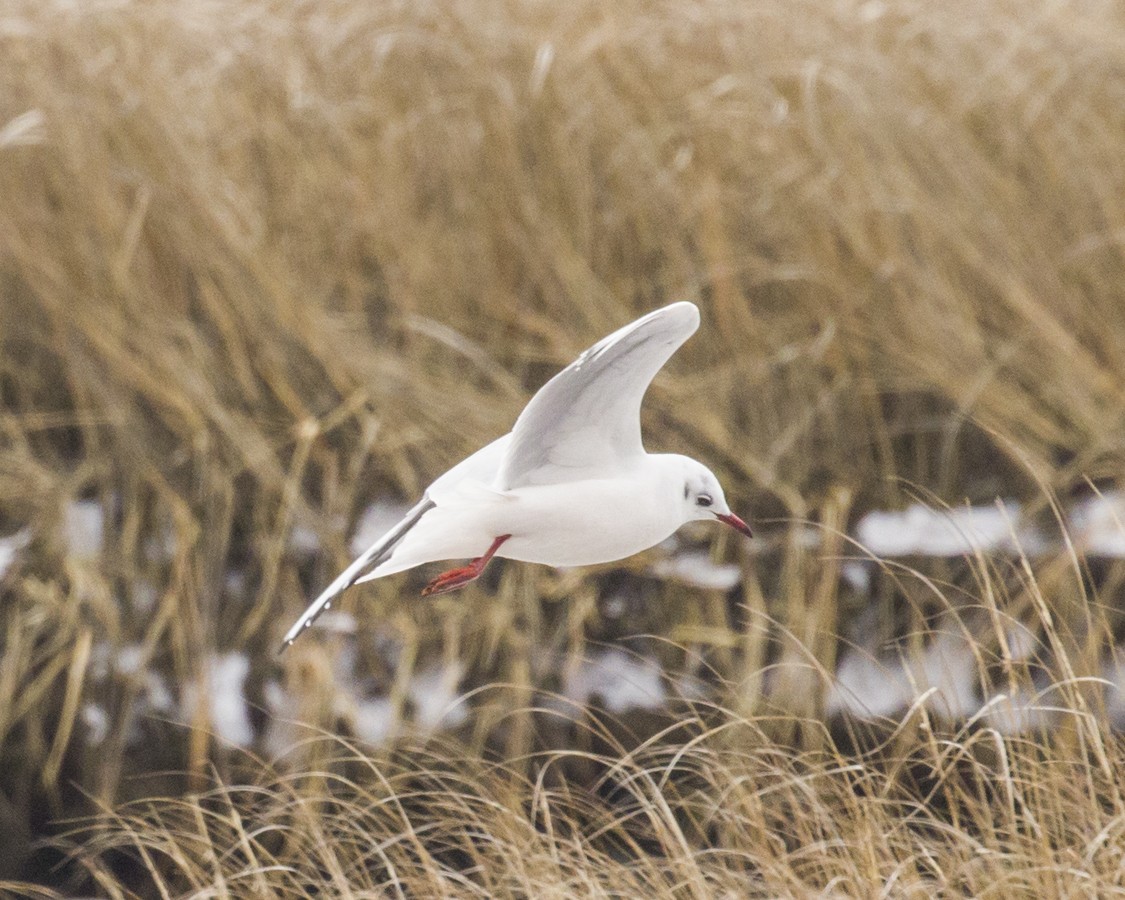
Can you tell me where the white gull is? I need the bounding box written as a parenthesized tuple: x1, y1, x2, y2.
(281, 301, 752, 651)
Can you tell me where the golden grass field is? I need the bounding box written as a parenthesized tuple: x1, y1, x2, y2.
(2, 0, 1125, 895)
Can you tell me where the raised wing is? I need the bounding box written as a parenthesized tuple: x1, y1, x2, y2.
(494, 301, 700, 489)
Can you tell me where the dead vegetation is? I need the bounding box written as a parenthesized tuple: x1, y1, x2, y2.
(2, 0, 1125, 894)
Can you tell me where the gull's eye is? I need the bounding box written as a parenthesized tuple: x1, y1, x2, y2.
(696, 493, 713, 508)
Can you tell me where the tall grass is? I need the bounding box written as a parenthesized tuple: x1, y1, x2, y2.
(35, 705, 1125, 897)
(1, 0, 1124, 893)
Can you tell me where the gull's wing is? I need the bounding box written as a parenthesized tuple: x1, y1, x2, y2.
(427, 434, 510, 501)
(495, 301, 700, 489)
(279, 497, 434, 651)
(279, 435, 510, 652)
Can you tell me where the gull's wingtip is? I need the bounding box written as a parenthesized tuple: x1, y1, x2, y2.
(662, 300, 700, 332)
(273, 497, 434, 656)
(276, 624, 303, 655)
(277, 598, 327, 654)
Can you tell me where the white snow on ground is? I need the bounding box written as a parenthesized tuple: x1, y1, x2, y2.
(977, 689, 1058, 735)
(63, 499, 105, 559)
(288, 523, 322, 555)
(350, 501, 413, 556)
(827, 651, 913, 719)
(1101, 654, 1125, 731)
(563, 648, 667, 714)
(144, 671, 174, 714)
(180, 652, 255, 747)
(352, 696, 398, 744)
(223, 568, 248, 597)
(82, 641, 174, 749)
(261, 653, 470, 756)
(409, 661, 469, 731)
(131, 577, 159, 614)
(115, 644, 147, 676)
(852, 495, 1125, 560)
(0, 527, 30, 578)
(828, 619, 1062, 730)
(89, 642, 174, 723)
(260, 680, 303, 760)
(1004, 621, 1040, 663)
(672, 669, 710, 702)
(602, 593, 627, 619)
(855, 502, 1037, 557)
(315, 610, 358, 635)
(828, 626, 981, 720)
(841, 561, 872, 594)
(1068, 491, 1125, 557)
(143, 520, 178, 562)
(329, 641, 403, 743)
(68, 490, 1125, 762)
(651, 551, 741, 591)
(81, 703, 110, 745)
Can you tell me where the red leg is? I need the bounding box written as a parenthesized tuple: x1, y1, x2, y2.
(421, 534, 512, 597)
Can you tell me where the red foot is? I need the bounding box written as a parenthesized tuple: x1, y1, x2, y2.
(421, 534, 512, 597)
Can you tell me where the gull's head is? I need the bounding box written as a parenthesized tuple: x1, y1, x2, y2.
(669, 456, 753, 538)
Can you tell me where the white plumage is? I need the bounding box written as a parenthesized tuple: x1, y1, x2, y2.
(281, 301, 751, 651)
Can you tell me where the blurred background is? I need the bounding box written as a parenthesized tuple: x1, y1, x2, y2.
(2, 0, 1125, 894)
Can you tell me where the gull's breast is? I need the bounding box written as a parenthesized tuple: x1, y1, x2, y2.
(494, 474, 678, 567)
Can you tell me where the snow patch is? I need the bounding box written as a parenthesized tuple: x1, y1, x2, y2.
(841, 561, 872, 594)
(672, 670, 710, 702)
(602, 594, 627, 619)
(115, 644, 147, 676)
(317, 610, 357, 635)
(1004, 621, 1039, 662)
(564, 648, 667, 714)
(131, 578, 159, 614)
(260, 679, 302, 759)
(94, 643, 173, 720)
(978, 689, 1057, 735)
(652, 551, 741, 591)
(288, 524, 321, 556)
(81, 703, 110, 745)
(828, 627, 980, 720)
(143, 520, 178, 562)
(352, 696, 397, 744)
(409, 661, 469, 731)
(0, 527, 30, 578)
(1102, 654, 1125, 730)
(856, 502, 1032, 557)
(181, 652, 255, 748)
(144, 670, 174, 714)
(63, 500, 105, 559)
(223, 568, 248, 599)
(1069, 491, 1125, 557)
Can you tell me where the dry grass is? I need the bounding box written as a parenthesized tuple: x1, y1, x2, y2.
(2, 0, 1125, 894)
(36, 711, 1125, 898)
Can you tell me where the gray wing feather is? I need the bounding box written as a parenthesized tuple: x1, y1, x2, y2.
(278, 496, 435, 652)
(279, 436, 511, 651)
(495, 302, 700, 489)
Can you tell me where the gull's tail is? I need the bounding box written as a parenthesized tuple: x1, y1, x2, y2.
(278, 497, 436, 653)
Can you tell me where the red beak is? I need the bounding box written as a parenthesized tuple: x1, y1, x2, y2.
(716, 512, 753, 538)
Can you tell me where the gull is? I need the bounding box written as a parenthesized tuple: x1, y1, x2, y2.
(281, 301, 751, 651)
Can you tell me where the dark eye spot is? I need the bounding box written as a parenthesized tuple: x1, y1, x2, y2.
(696, 493, 713, 508)
(683, 484, 690, 500)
